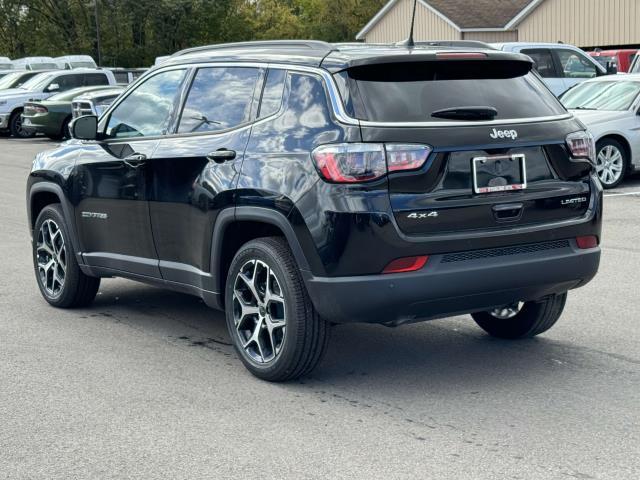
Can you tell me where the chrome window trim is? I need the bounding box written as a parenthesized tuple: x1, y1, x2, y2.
(99, 60, 574, 135)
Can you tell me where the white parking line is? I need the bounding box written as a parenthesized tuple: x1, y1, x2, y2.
(604, 191, 640, 197)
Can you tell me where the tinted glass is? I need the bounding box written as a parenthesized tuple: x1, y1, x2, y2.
(521, 49, 556, 78)
(342, 61, 566, 123)
(113, 72, 129, 83)
(556, 49, 597, 78)
(561, 81, 640, 111)
(106, 69, 186, 138)
(258, 69, 286, 118)
(53, 74, 83, 91)
(178, 67, 260, 133)
(84, 73, 110, 86)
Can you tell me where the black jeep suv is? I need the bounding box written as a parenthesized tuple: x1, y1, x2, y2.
(27, 41, 602, 381)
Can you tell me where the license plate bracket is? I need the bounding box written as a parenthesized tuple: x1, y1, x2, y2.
(472, 154, 527, 194)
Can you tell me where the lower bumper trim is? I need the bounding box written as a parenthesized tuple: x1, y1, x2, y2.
(303, 241, 600, 325)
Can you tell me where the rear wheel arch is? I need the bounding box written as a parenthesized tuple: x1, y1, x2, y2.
(211, 208, 311, 306)
(598, 134, 631, 162)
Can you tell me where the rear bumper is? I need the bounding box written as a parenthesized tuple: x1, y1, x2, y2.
(303, 239, 600, 325)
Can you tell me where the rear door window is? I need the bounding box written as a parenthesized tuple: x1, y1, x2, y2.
(84, 73, 110, 86)
(339, 60, 566, 123)
(177, 67, 261, 134)
(521, 49, 558, 78)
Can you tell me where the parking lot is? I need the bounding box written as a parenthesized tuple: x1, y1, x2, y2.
(1, 136, 639, 479)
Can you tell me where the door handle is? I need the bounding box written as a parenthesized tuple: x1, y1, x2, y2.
(123, 153, 147, 168)
(207, 149, 236, 164)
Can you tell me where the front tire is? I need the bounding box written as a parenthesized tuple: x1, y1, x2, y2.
(225, 237, 329, 382)
(595, 138, 627, 188)
(33, 204, 100, 308)
(472, 293, 567, 339)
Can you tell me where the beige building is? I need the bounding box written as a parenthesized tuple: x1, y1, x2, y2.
(356, 0, 640, 49)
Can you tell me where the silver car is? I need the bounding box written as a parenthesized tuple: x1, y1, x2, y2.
(561, 74, 640, 188)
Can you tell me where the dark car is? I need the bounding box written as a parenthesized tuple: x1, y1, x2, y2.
(22, 86, 124, 140)
(27, 41, 602, 381)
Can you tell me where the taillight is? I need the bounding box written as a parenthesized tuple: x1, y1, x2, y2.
(576, 235, 599, 249)
(382, 255, 429, 274)
(311, 143, 432, 183)
(566, 131, 596, 165)
(25, 104, 48, 115)
(385, 144, 432, 172)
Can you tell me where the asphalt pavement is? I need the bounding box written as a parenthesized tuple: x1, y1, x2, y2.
(1, 137, 639, 479)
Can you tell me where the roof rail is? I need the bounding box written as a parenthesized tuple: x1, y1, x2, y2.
(408, 40, 495, 49)
(172, 40, 335, 58)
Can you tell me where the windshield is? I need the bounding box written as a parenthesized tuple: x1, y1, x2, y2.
(0, 72, 30, 89)
(19, 73, 54, 91)
(561, 81, 640, 111)
(30, 63, 57, 70)
(70, 61, 95, 69)
(47, 87, 94, 101)
(336, 60, 566, 122)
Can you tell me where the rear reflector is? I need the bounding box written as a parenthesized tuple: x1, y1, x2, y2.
(576, 236, 599, 249)
(382, 255, 429, 274)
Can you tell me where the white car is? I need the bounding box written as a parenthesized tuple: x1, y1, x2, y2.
(12, 56, 59, 71)
(561, 74, 640, 188)
(54, 55, 97, 70)
(0, 69, 116, 138)
(493, 42, 609, 96)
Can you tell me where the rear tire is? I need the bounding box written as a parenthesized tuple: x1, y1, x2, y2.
(472, 293, 567, 339)
(9, 110, 35, 138)
(32, 204, 100, 308)
(595, 138, 627, 189)
(225, 237, 330, 382)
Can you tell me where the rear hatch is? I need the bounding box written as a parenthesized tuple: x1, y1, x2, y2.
(334, 54, 594, 236)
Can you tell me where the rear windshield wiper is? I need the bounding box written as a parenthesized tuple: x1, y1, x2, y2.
(571, 106, 598, 110)
(431, 106, 498, 121)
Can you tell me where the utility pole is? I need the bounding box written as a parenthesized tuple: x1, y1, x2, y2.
(94, 0, 102, 66)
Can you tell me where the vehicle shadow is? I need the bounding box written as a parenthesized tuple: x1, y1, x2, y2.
(90, 279, 579, 393)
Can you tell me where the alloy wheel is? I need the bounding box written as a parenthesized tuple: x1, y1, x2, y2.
(232, 259, 287, 364)
(596, 145, 624, 186)
(36, 219, 67, 297)
(489, 302, 524, 320)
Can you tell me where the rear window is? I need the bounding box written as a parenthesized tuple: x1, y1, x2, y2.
(335, 60, 566, 123)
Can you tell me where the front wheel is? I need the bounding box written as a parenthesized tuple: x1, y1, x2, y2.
(472, 293, 567, 339)
(595, 138, 627, 188)
(225, 237, 330, 382)
(33, 204, 100, 308)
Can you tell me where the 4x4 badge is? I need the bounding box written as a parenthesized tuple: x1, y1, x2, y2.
(407, 212, 439, 219)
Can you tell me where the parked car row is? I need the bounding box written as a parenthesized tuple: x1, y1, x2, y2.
(0, 68, 120, 138)
(22, 85, 125, 139)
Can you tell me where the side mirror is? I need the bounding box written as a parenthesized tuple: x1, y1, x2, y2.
(46, 83, 60, 92)
(70, 115, 98, 140)
(606, 61, 618, 75)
